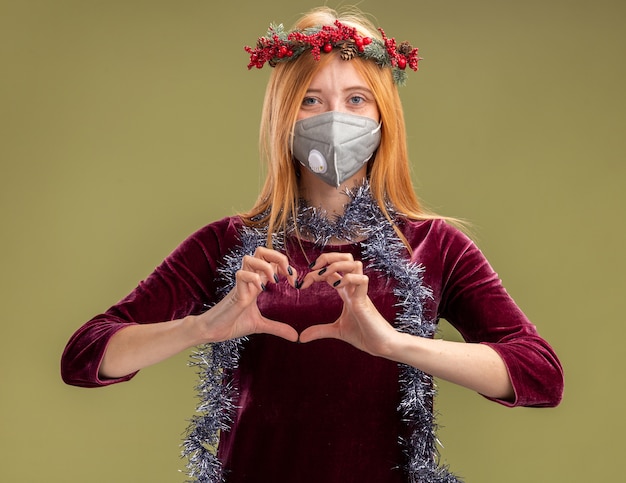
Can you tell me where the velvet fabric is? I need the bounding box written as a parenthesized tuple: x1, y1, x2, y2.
(61, 216, 563, 481)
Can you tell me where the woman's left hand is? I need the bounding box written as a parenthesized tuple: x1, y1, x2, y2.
(298, 252, 397, 357)
(297, 253, 515, 400)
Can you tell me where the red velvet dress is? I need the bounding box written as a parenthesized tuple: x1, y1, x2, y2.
(61, 216, 563, 482)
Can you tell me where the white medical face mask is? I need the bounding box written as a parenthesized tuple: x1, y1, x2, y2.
(292, 111, 382, 187)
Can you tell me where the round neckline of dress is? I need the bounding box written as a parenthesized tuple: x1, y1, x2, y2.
(289, 235, 364, 250)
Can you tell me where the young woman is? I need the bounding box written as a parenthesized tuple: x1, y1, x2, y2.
(61, 7, 563, 482)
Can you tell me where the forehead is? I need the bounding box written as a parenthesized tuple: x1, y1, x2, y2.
(306, 55, 370, 90)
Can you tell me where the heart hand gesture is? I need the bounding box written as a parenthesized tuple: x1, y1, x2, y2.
(297, 253, 397, 357)
(197, 246, 299, 343)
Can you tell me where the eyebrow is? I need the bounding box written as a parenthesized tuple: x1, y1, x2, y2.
(305, 85, 373, 94)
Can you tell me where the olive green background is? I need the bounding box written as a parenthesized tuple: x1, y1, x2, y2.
(1, 0, 624, 481)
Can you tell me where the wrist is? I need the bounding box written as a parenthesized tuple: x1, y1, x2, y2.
(378, 330, 428, 363)
(181, 314, 211, 346)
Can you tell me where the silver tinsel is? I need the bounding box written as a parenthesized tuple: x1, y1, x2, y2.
(181, 182, 462, 482)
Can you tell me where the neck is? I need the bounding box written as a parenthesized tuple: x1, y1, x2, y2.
(297, 166, 369, 216)
(289, 177, 383, 247)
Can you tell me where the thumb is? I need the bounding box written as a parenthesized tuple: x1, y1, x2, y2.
(257, 317, 299, 342)
(299, 323, 338, 343)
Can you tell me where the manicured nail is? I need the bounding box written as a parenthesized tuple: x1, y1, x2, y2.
(333, 280, 341, 287)
(261, 283, 267, 291)
(308, 261, 316, 269)
(318, 267, 327, 276)
(274, 273, 280, 283)
(287, 266, 293, 276)
(295, 279, 303, 289)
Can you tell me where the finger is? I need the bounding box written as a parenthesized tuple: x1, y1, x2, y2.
(299, 323, 340, 343)
(256, 318, 299, 342)
(269, 262, 281, 284)
(234, 268, 265, 296)
(307, 252, 354, 271)
(321, 260, 363, 278)
(299, 260, 363, 290)
(253, 247, 298, 286)
(333, 273, 369, 296)
(241, 255, 275, 287)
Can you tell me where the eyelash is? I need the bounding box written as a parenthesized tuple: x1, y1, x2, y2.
(301, 95, 367, 107)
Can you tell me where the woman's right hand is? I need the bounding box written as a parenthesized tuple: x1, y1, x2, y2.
(195, 246, 300, 343)
(99, 247, 299, 379)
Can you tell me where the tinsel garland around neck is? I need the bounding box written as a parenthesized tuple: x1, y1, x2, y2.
(288, 183, 396, 246)
(181, 182, 462, 483)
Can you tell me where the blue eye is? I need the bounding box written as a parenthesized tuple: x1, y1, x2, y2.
(349, 96, 364, 104)
(302, 97, 318, 106)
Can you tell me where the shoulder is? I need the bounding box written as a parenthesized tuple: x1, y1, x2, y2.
(188, 215, 243, 241)
(397, 217, 490, 287)
(399, 217, 474, 255)
(170, 216, 244, 260)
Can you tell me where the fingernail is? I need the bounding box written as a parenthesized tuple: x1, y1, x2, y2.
(333, 279, 341, 287)
(308, 261, 316, 269)
(318, 267, 327, 276)
(295, 279, 303, 290)
(261, 283, 267, 291)
(273, 273, 280, 283)
(287, 266, 293, 276)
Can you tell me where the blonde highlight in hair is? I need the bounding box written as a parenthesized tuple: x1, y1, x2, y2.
(241, 7, 447, 248)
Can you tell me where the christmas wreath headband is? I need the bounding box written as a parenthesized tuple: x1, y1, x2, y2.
(245, 20, 421, 86)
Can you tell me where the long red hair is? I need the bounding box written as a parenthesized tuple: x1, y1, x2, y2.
(241, 7, 443, 247)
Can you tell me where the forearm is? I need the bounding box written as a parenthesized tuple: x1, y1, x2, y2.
(99, 316, 201, 379)
(383, 332, 514, 401)
(99, 278, 300, 380)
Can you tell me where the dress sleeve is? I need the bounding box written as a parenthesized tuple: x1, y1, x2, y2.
(434, 220, 564, 408)
(60, 217, 239, 388)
